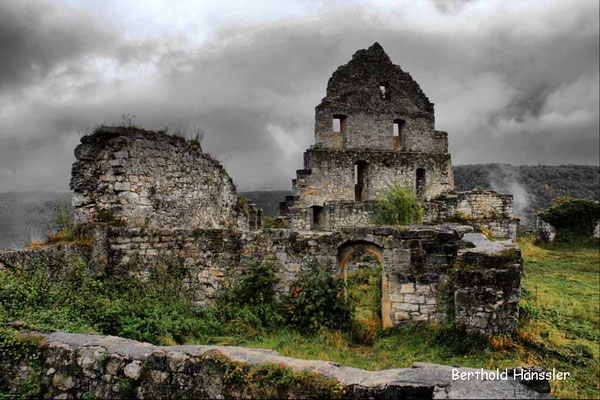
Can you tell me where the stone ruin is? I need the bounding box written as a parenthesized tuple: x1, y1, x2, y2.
(0, 42, 545, 399)
(1, 42, 522, 335)
(280, 43, 518, 240)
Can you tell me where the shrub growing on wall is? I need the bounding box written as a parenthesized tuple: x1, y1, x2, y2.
(374, 185, 422, 225)
(284, 266, 352, 333)
(538, 197, 600, 242)
(214, 258, 283, 334)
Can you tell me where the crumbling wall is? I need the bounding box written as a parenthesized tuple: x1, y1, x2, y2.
(423, 190, 518, 239)
(314, 43, 440, 153)
(453, 233, 522, 335)
(282, 190, 516, 239)
(101, 225, 500, 331)
(70, 127, 254, 231)
(283, 43, 458, 225)
(0, 245, 91, 278)
(1, 332, 551, 399)
(288, 149, 453, 212)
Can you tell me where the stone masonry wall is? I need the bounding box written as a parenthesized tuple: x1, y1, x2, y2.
(453, 233, 522, 335)
(106, 227, 244, 305)
(1, 332, 551, 399)
(0, 245, 91, 278)
(292, 149, 453, 207)
(103, 225, 466, 330)
(282, 190, 516, 239)
(314, 43, 439, 153)
(70, 127, 251, 230)
(423, 190, 518, 239)
(0, 225, 521, 336)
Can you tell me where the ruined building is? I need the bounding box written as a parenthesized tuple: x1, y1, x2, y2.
(2, 43, 522, 337)
(281, 43, 517, 239)
(0, 43, 548, 399)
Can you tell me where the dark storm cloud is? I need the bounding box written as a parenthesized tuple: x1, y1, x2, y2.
(0, 0, 598, 193)
(0, 0, 114, 93)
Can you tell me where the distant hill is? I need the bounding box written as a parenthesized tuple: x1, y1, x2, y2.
(0, 165, 597, 249)
(240, 190, 291, 217)
(453, 164, 599, 227)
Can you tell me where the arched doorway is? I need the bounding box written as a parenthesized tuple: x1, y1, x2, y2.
(337, 241, 393, 331)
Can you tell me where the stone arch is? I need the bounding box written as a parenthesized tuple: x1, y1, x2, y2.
(337, 240, 393, 328)
(338, 240, 383, 271)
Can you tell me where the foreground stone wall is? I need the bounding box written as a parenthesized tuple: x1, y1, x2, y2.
(70, 127, 255, 231)
(0, 332, 551, 399)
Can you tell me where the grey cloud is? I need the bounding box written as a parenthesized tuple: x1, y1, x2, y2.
(430, 0, 478, 14)
(0, 1, 597, 193)
(0, 0, 115, 94)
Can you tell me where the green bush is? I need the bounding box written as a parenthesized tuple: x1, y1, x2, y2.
(214, 258, 284, 336)
(538, 197, 600, 242)
(284, 266, 352, 333)
(374, 185, 422, 225)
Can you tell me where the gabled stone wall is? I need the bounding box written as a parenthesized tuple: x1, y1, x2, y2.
(314, 43, 437, 152)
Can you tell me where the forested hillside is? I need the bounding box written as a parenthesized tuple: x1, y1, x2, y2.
(453, 164, 599, 227)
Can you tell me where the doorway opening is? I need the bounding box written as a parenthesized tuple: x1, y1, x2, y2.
(416, 168, 426, 198)
(354, 160, 368, 201)
(338, 241, 390, 341)
(310, 205, 323, 230)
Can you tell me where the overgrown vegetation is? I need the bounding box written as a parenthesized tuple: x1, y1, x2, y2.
(538, 196, 600, 242)
(284, 265, 352, 333)
(25, 202, 93, 249)
(1, 237, 598, 398)
(374, 185, 422, 225)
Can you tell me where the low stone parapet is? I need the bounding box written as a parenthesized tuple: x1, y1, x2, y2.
(1, 332, 551, 399)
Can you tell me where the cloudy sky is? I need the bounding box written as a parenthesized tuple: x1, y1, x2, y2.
(0, 0, 598, 192)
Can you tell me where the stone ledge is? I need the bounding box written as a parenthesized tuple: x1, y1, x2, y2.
(5, 331, 552, 399)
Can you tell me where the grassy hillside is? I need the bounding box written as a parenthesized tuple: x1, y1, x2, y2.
(1, 236, 598, 398)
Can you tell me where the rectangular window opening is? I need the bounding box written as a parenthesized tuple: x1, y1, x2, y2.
(393, 119, 405, 137)
(333, 115, 346, 133)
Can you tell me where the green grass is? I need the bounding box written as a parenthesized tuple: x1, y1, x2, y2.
(1, 237, 598, 398)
